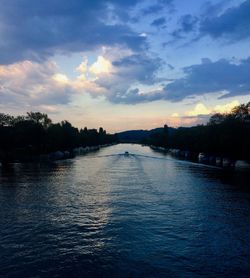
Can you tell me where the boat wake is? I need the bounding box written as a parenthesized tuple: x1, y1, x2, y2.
(95, 152, 220, 169)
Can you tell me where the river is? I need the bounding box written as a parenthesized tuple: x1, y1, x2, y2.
(0, 144, 249, 277)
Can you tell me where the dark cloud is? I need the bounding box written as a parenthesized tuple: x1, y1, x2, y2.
(167, 63, 174, 70)
(142, 0, 173, 15)
(0, 0, 147, 65)
(200, 0, 230, 18)
(151, 17, 167, 27)
(80, 53, 164, 104)
(142, 4, 164, 15)
(3, 56, 248, 106)
(107, 88, 161, 105)
(163, 57, 250, 101)
(168, 1, 250, 44)
(179, 15, 198, 33)
(111, 88, 145, 104)
(168, 14, 198, 42)
(2, 0, 249, 108)
(112, 54, 162, 84)
(200, 0, 250, 41)
(106, 57, 250, 104)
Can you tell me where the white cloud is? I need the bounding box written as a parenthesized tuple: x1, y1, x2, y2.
(187, 103, 211, 116)
(76, 57, 88, 80)
(186, 100, 240, 117)
(76, 58, 88, 73)
(214, 100, 240, 113)
(0, 60, 73, 106)
(52, 73, 70, 84)
(89, 56, 113, 75)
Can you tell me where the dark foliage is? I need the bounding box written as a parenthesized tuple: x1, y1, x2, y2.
(0, 112, 117, 162)
(116, 127, 175, 144)
(144, 102, 250, 160)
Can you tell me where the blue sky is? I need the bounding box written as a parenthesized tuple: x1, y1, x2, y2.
(0, 0, 249, 132)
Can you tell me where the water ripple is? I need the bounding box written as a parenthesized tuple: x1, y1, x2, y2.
(0, 144, 250, 277)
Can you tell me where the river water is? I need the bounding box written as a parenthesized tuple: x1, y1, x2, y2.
(0, 144, 249, 277)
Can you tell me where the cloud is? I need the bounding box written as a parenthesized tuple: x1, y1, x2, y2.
(89, 56, 113, 75)
(74, 52, 162, 104)
(162, 57, 250, 101)
(0, 0, 148, 65)
(170, 14, 199, 41)
(187, 103, 211, 116)
(200, 0, 230, 18)
(101, 56, 250, 104)
(171, 113, 179, 117)
(97, 53, 164, 104)
(168, 1, 250, 44)
(179, 14, 199, 33)
(0, 61, 74, 107)
(76, 58, 88, 77)
(141, 0, 173, 15)
(0, 54, 246, 114)
(151, 17, 166, 27)
(142, 4, 164, 15)
(186, 100, 240, 117)
(0, 49, 164, 107)
(200, 0, 250, 41)
(63, 49, 164, 105)
(168, 100, 241, 127)
(213, 100, 240, 113)
(168, 114, 209, 127)
(4, 57, 243, 109)
(52, 73, 69, 84)
(112, 54, 162, 84)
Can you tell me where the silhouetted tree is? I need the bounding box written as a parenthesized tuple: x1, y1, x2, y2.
(145, 102, 250, 161)
(0, 113, 13, 127)
(208, 113, 227, 125)
(232, 102, 250, 121)
(0, 112, 117, 162)
(26, 112, 52, 128)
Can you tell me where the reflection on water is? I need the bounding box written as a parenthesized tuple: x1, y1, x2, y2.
(0, 144, 250, 277)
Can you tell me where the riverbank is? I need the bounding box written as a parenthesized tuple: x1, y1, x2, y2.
(150, 145, 250, 171)
(0, 143, 116, 164)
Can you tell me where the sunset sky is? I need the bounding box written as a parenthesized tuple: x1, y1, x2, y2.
(0, 0, 249, 132)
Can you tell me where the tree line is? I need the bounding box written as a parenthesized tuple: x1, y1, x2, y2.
(142, 102, 250, 161)
(1, 102, 249, 162)
(0, 112, 117, 162)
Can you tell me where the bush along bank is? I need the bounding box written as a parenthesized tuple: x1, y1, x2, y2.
(0, 112, 118, 163)
(150, 146, 250, 170)
(146, 102, 250, 170)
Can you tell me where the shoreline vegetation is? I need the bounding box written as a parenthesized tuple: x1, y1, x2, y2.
(0, 112, 118, 163)
(0, 102, 249, 170)
(138, 102, 250, 170)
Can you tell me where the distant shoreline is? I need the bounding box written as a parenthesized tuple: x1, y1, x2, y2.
(0, 143, 117, 164)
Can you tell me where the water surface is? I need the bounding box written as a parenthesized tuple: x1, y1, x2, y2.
(0, 144, 249, 277)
